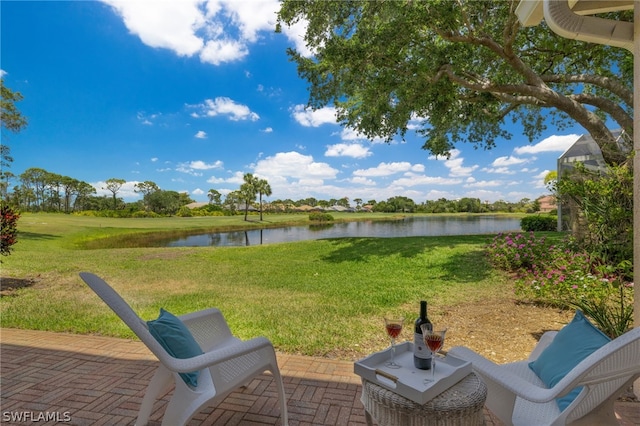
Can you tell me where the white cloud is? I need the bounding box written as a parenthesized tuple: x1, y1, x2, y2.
(279, 17, 314, 58)
(192, 188, 205, 195)
(190, 160, 223, 170)
(353, 162, 423, 177)
(221, 0, 280, 42)
(206, 175, 228, 184)
(350, 176, 377, 186)
(0, 69, 7, 78)
(254, 151, 338, 180)
(325, 143, 372, 159)
(514, 134, 580, 155)
(406, 113, 428, 131)
(534, 169, 550, 179)
(189, 97, 259, 121)
(101, 0, 281, 66)
(491, 155, 528, 167)
(392, 175, 463, 187)
(262, 127, 273, 133)
(337, 127, 387, 143)
(531, 169, 553, 188)
(177, 160, 223, 176)
(102, 0, 205, 56)
(292, 105, 337, 127)
(195, 130, 207, 139)
(463, 180, 504, 188)
(200, 38, 249, 65)
(429, 150, 478, 177)
(482, 166, 516, 175)
(137, 111, 159, 125)
(151, 157, 158, 162)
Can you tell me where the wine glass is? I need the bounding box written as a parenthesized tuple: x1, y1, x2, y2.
(421, 325, 446, 382)
(383, 317, 404, 369)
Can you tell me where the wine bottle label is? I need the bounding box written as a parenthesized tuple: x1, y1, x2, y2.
(414, 333, 432, 359)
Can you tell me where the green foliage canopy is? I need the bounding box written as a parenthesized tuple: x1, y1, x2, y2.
(277, 0, 633, 165)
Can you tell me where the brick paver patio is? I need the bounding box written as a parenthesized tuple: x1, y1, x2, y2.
(1, 328, 638, 425)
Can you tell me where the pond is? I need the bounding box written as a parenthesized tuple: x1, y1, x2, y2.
(155, 215, 522, 247)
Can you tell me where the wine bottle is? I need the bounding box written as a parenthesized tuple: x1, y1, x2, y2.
(413, 300, 432, 369)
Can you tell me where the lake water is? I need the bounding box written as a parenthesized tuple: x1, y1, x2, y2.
(162, 216, 522, 247)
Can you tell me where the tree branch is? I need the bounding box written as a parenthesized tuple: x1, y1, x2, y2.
(569, 93, 633, 133)
(542, 74, 633, 107)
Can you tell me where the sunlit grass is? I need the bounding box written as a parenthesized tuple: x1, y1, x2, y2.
(1, 212, 514, 359)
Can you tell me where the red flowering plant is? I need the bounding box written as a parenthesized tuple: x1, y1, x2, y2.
(1, 204, 20, 258)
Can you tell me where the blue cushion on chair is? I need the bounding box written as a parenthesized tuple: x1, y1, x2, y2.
(529, 310, 610, 411)
(147, 308, 204, 387)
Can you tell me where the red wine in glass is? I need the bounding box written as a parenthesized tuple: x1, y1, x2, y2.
(426, 334, 443, 352)
(386, 324, 402, 339)
(383, 318, 404, 369)
(421, 326, 446, 382)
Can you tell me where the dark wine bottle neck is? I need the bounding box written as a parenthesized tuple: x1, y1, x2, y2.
(420, 301, 427, 319)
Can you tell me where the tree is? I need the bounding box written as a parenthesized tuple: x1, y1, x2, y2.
(225, 190, 242, 214)
(239, 173, 259, 221)
(19, 168, 48, 211)
(207, 189, 222, 206)
(134, 181, 159, 211)
(103, 178, 126, 210)
(255, 178, 272, 221)
(555, 162, 632, 264)
(276, 1, 632, 166)
(1, 79, 28, 170)
(73, 181, 97, 211)
(147, 190, 182, 215)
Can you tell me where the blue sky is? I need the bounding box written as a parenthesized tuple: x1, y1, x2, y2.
(2, 1, 583, 204)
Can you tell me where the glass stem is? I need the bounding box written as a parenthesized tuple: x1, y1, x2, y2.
(390, 339, 396, 364)
(432, 351, 436, 379)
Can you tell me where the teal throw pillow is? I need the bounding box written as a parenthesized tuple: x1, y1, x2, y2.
(147, 308, 204, 387)
(528, 310, 610, 411)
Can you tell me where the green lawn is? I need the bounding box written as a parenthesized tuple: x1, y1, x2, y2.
(1, 212, 515, 359)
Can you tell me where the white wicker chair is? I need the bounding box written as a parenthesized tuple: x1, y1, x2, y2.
(448, 327, 639, 426)
(79, 272, 289, 426)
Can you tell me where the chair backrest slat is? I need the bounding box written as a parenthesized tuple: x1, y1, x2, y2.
(79, 272, 174, 364)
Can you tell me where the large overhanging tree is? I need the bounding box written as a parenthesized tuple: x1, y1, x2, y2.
(276, 0, 633, 166)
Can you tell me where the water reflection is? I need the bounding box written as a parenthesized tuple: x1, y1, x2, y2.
(161, 216, 521, 248)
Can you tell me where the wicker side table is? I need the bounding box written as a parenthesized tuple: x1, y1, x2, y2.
(360, 372, 487, 426)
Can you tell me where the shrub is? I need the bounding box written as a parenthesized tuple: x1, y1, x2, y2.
(309, 212, 334, 222)
(520, 215, 556, 232)
(486, 232, 551, 271)
(1, 204, 20, 257)
(176, 206, 193, 217)
(486, 232, 634, 337)
(131, 210, 161, 218)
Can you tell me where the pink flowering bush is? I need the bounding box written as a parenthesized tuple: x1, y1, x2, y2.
(486, 233, 633, 337)
(486, 232, 551, 271)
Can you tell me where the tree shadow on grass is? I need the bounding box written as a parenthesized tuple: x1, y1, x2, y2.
(319, 235, 493, 283)
(17, 231, 59, 241)
(0, 277, 38, 297)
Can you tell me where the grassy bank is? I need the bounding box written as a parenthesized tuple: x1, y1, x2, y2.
(1, 212, 521, 359)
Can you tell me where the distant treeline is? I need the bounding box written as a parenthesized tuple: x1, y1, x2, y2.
(1, 167, 549, 216)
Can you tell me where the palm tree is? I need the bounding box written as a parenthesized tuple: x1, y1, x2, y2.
(240, 173, 258, 221)
(255, 178, 272, 221)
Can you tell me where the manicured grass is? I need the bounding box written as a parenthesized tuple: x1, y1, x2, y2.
(1, 212, 514, 359)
